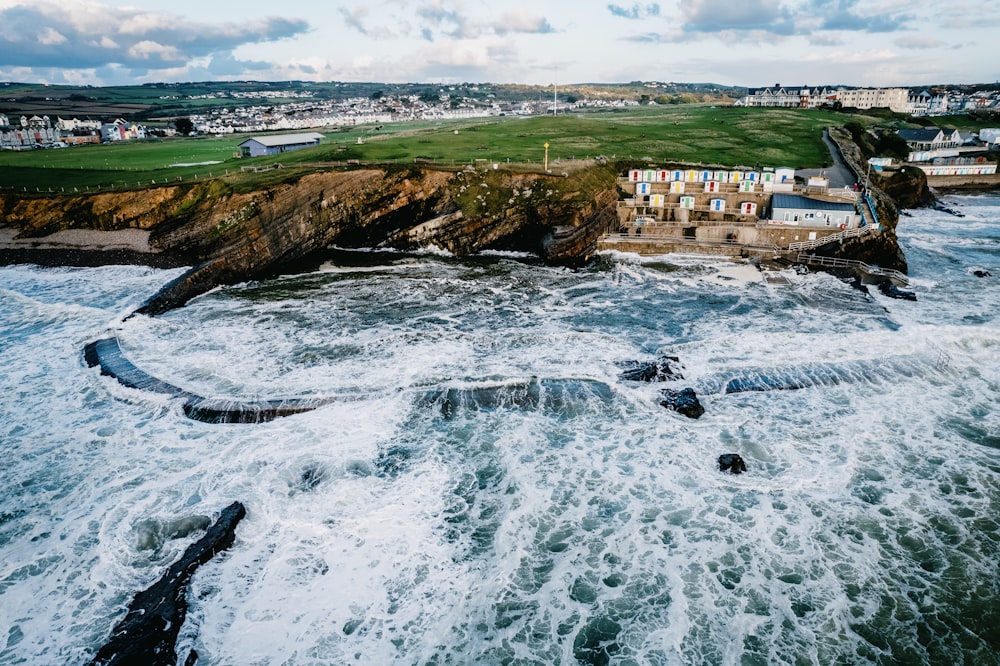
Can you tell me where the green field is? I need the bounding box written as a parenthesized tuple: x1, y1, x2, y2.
(0, 106, 872, 194)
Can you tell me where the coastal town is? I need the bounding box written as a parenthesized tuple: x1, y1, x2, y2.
(3, 82, 1000, 148)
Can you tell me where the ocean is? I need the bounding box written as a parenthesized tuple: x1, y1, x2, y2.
(1, 193, 998, 665)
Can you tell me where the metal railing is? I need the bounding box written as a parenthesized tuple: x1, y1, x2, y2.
(787, 224, 876, 252)
(796, 253, 908, 285)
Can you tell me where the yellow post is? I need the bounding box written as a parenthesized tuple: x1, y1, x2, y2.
(544, 142, 549, 171)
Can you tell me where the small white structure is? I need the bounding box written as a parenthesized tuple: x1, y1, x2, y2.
(739, 180, 756, 193)
(670, 181, 685, 194)
(238, 132, 323, 158)
(649, 194, 666, 208)
(710, 198, 726, 211)
(980, 128, 1000, 145)
(636, 182, 652, 195)
(679, 196, 696, 209)
(704, 181, 721, 193)
(807, 175, 829, 190)
(740, 202, 758, 216)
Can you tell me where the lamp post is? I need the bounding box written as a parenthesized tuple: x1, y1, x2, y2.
(544, 142, 549, 171)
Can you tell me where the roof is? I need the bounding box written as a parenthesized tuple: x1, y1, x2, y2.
(771, 194, 855, 212)
(898, 128, 942, 142)
(238, 132, 324, 147)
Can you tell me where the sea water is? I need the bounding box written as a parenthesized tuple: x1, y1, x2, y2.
(1, 194, 998, 665)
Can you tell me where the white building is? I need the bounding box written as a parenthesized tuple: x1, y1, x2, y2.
(980, 128, 1000, 145)
(834, 88, 909, 113)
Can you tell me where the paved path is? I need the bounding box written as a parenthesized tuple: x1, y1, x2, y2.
(798, 129, 857, 190)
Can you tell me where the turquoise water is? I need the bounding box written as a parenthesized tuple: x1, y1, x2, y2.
(1, 194, 998, 664)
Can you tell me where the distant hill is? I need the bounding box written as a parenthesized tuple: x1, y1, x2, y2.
(0, 80, 746, 121)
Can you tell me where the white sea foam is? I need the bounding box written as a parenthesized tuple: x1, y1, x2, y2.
(2, 198, 1000, 663)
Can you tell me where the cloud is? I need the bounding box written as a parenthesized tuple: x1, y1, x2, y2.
(680, 0, 796, 35)
(608, 3, 661, 19)
(339, 7, 369, 35)
(494, 10, 555, 35)
(208, 53, 272, 76)
(806, 0, 912, 33)
(894, 35, 946, 49)
(0, 0, 309, 70)
(416, 0, 472, 39)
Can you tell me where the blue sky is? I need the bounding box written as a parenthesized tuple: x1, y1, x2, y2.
(0, 0, 997, 87)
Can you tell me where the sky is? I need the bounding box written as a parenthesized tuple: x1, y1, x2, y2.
(0, 0, 998, 88)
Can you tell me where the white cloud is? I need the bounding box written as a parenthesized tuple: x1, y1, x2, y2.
(37, 27, 67, 45)
(494, 9, 555, 35)
(128, 40, 180, 61)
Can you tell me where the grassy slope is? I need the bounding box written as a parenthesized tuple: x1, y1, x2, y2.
(0, 106, 870, 193)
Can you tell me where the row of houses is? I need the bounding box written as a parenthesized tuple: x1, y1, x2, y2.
(0, 114, 152, 150)
(619, 166, 862, 230)
(738, 86, 909, 112)
(893, 125, 999, 176)
(738, 85, 1000, 116)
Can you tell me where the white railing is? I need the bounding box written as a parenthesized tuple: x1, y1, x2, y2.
(787, 224, 876, 252)
(796, 253, 908, 285)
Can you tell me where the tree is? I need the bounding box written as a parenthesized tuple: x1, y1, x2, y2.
(174, 117, 194, 136)
(875, 131, 911, 160)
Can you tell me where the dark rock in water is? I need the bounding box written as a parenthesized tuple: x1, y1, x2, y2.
(620, 355, 684, 382)
(973, 270, 992, 278)
(659, 388, 705, 419)
(89, 501, 247, 666)
(878, 280, 917, 301)
(718, 454, 747, 474)
(932, 201, 964, 218)
(86, 335, 333, 423)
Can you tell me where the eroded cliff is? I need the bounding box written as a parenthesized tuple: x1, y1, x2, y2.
(2, 164, 620, 313)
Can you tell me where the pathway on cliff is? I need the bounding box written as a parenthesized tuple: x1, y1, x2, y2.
(797, 129, 856, 190)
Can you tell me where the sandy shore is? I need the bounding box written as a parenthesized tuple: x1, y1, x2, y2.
(0, 227, 152, 252)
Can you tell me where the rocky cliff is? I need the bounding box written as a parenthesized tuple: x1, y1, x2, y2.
(2, 164, 619, 313)
(825, 127, 909, 272)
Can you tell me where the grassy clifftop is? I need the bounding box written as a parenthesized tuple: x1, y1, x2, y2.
(0, 106, 871, 195)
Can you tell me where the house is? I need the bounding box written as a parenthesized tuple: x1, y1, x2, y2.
(238, 132, 324, 157)
(834, 88, 908, 113)
(980, 128, 1000, 145)
(897, 127, 962, 152)
(740, 86, 810, 108)
(769, 194, 859, 228)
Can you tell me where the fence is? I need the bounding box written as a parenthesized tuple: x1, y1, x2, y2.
(796, 253, 908, 286)
(787, 224, 877, 252)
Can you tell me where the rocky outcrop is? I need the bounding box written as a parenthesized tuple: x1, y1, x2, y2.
(718, 454, 747, 474)
(3, 164, 618, 314)
(876, 166, 934, 209)
(619, 356, 684, 382)
(821, 128, 908, 273)
(659, 388, 705, 419)
(84, 336, 335, 422)
(89, 501, 247, 666)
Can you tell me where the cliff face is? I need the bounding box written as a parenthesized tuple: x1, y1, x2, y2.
(825, 127, 908, 272)
(2, 165, 619, 313)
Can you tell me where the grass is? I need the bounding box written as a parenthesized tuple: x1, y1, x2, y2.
(0, 106, 873, 194)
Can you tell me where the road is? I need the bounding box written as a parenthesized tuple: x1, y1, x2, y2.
(797, 129, 857, 190)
